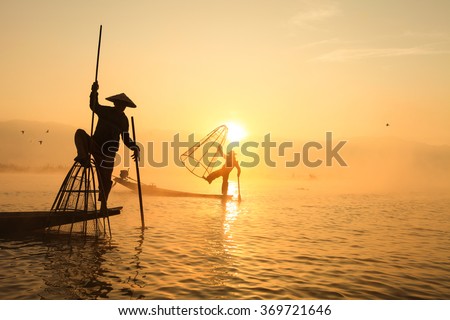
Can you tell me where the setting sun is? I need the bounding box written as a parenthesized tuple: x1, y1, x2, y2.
(226, 122, 247, 142)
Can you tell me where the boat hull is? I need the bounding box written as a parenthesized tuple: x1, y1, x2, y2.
(0, 207, 122, 234)
(113, 177, 231, 200)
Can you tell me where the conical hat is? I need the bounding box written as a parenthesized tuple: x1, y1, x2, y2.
(105, 93, 137, 108)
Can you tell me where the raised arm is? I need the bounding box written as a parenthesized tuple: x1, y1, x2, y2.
(89, 81, 99, 112)
(89, 81, 111, 119)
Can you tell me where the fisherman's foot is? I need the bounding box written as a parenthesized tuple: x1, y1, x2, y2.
(204, 176, 212, 184)
(99, 203, 108, 214)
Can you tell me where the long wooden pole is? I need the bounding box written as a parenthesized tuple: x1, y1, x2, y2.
(89, 26, 103, 214)
(131, 116, 145, 228)
(95, 25, 102, 82)
(90, 25, 102, 137)
(238, 174, 242, 202)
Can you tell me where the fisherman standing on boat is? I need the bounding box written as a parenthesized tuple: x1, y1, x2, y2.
(205, 149, 241, 195)
(74, 81, 140, 210)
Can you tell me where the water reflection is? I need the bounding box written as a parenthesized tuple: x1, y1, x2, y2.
(199, 186, 243, 297)
(41, 235, 113, 299)
(126, 228, 146, 299)
(222, 199, 239, 239)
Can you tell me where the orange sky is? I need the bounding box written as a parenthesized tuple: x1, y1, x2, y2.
(1, 0, 450, 144)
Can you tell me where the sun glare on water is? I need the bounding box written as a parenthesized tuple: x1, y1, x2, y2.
(226, 122, 247, 142)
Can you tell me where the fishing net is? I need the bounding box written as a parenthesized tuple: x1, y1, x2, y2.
(48, 160, 110, 237)
(180, 125, 228, 179)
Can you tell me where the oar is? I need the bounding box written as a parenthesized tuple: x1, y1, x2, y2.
(90, 25, 102, 138)
(131, 116, 145, 228)
(238, 174, 242, 202)
(88, 25, 103, 210)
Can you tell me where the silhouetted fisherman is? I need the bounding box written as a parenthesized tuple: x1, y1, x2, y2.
(206, 149, 241, 195)
(74, 81, 140, 210)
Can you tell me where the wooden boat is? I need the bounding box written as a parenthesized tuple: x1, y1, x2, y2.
(0, 207, 122, 234)
(113, 176, 231, 200)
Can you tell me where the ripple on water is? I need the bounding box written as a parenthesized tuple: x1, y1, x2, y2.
(1, 178, 450, 299)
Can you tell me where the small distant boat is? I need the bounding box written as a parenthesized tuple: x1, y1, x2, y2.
(113, 172, 231, 200)
(0, 207, 122, 234)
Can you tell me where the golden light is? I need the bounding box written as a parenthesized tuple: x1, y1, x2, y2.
(223, 182, 240, 235)
(226, 122, 247, 142)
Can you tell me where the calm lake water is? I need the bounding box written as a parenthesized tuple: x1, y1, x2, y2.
(1, 173, 449, 299)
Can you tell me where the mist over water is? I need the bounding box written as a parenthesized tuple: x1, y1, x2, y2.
(0, 172, 449, 299)
(2, 120, 450, 195)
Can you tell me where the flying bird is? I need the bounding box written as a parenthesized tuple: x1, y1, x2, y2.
(21, 130, 25, 134)
(38, 140, 43, 145)
(46, 129, 49, 133)
(386, 123, 390, 127)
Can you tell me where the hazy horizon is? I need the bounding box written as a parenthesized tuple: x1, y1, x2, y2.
(1, 119, 449, 195)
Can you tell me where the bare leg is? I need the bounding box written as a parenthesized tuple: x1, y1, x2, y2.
(206, 167, 224, 184)
(74, 129, 91, 167)
(93, 152, 114, 205)
(221, 172, 230, 195)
